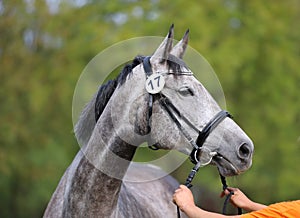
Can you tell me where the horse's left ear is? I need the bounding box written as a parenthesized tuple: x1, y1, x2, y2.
(152, 24, 174, 61)
(170, 29, 189, 59)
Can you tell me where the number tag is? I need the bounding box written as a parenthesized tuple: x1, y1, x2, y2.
(145, 74, 165, 94)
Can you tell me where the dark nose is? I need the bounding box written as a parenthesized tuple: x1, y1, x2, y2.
(238, 143, 252, 160)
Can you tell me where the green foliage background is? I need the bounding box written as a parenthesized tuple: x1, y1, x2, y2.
(0, 0, 299, 217)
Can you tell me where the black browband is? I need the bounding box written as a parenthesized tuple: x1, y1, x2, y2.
(142, 56, 232, 163)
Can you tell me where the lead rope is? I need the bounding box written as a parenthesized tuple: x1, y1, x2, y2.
(220, 174, 242, 215)
(177, 165, 242, 218)
(177, 161, 202, 218)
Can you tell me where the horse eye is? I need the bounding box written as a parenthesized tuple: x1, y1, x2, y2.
(178, 86, 194, 96)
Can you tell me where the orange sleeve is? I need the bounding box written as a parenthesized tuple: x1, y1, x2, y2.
(241, 200, 300, 218)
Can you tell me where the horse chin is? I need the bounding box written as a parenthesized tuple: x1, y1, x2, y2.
(212, 154, 241, 177)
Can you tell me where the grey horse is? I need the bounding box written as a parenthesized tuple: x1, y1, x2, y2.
(44, 25, 254, 218)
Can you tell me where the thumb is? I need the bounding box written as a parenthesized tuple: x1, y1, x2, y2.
(220, 189, 232, 198)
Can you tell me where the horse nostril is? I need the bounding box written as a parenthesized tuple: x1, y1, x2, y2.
(238, 143, 251, 159)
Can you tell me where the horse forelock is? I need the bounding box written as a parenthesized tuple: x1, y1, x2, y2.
(166, 54, 188, 74)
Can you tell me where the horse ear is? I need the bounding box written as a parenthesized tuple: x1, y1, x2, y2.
(170, 29, 189, 59)
(151, 24, 174, 61)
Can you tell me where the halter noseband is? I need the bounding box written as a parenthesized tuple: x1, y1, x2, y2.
(142, 56, 232, 163)
(143, 56, 241, 217)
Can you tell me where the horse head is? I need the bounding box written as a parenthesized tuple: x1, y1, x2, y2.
(111, 25, 253, 177)
(46, 25, 254, 218)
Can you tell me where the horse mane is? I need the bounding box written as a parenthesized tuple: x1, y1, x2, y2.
(74, 55, 145, 147)
(74, 54, 186, 147)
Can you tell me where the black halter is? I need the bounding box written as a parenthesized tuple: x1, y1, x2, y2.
(143, 57, 155, 134)
(142, 56, 232, 162)
(142, 56, 241, 217)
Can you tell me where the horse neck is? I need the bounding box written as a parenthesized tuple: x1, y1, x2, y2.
(74, 93, 97, 147)
(64, 103, 137, 217)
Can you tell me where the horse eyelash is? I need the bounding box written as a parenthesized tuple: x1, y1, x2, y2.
(178, 87, 194, 96)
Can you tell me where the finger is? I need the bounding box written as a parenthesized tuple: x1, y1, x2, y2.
(173, 197, 177, 205)
(220, 189, 231, 198)
(173, 194, 178, 202)
(180, 184, 188, 190)
(175, 186, 185, 192)
(224, 189, 231, 195)
(174, 189, 180, 193)
(220, 191, 225, 198)
(227, 187, 237, 192)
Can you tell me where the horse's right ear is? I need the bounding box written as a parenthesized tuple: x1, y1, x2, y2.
(170, 29, 189, 59)
(151, 24, 174, 62)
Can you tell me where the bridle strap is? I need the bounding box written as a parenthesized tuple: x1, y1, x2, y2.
(143, 56, 161, 150)
(142, 55, 239, 217)
(196, 111, 232, 146)
(143, 56, 154, 135)
(159, 96, 202, 150)
(143, 56, 153, 76)
(191, 110, 232, 164)
(146, 94, 153, 134)
(159, 93, 232, 163)
(160, 96, 200, 133)
(142, 56, 232, 156)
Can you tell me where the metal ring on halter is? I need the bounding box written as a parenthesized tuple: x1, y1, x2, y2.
(191, 148, 200, 164)
(190, 147, 217, 166)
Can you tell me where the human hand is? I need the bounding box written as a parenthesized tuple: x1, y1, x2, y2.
(173, 185, 196, 212)
(220, 187, 266, 211)
(220, 187, 252, 209)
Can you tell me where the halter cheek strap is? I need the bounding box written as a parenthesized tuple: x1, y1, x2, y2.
(142, 56, 241, 217)
(143, 56, 161, 150)
(143, 56, 154, 135)
(143, 56, 153, 76)
(142, 56, 232, 159)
